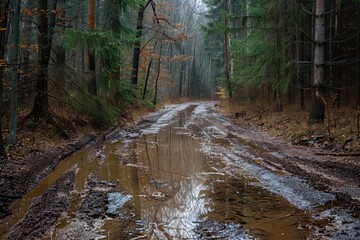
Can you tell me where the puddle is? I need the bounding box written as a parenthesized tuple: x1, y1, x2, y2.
(0, 103, 317, 239)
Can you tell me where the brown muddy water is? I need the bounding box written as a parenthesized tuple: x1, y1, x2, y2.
(0, 104, 317, 239)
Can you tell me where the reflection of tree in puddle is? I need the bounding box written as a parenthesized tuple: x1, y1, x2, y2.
(142, 178, 209, 238)
(127, 125, 211, 238)
(108, 106, 311, 239)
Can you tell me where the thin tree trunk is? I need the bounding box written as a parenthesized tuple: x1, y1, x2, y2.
(358, 7, 360, 106)
(296, 27, 305, 110)
(20, 0, 32, 107)
(275, 30, 282, 112)
(309, 0, 326, 123)
(143, 60, 152, 100)
(153, 43, 163, 105)
(224, 0, 232, 98)
(143, 41, 157, 100)
(0, 63, 4, 156)
(179, 60, 185, 97)
(131, 1, 154, 85)
(131, 5, 144, 85)
(0, 1, 9, 156)
(178, 44, 185, 97)
(8, 0, 21, 144)
(55, 0, 66, 104)
(87, 0, 97, 96)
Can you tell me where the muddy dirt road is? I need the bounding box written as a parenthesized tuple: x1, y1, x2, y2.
(0, 102, 359, 239)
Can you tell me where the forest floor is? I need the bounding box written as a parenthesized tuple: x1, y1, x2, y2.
(0, 101, 359, 239)
(224, 101, 360, 153)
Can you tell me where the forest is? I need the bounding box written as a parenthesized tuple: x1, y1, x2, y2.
(0, 0, 360, 239)
(0, 0, 360, 156)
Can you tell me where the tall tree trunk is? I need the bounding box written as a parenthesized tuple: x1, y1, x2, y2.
(0, 1, 9, 157)
(131, 4, 145, 85)
(179, 61, 185, 97)
(296, 28, 305, 110)
(358, 7, 360, 106)
(55, 0, 66, 104)
(153, 43, 163, 105)
(8, 0, 21, 145)
(275, 27, 282, 112)
(223, 0, 232, 98)
(87, 0, 97, 95)
(178, 44, 185, 97)
(130, 0, 153, 86)
(143, 60, 152, 100)
(309, 0, 326, 123)
(142, 40, 158, 100)
(332, 0, 341, 107)
(31, 0, 57, 120)
(20, 0, 32, 107)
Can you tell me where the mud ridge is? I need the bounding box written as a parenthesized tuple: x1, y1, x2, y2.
(6, 170, 75, 240)
(0, 134, 96, 219)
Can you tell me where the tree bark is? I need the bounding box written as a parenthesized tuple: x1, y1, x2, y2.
(130, 0, 154, 86)
(131, 4, 146, 85)
(309, 0, 326, 123)
(358, 7, 360, 106)
(87, 0, 97, 96)
(55, 0, 66, 103)
(31, 0, 55, 120)
(20, 0, 31, 87)
(8, 0, 21, 145)
(295, 25, 305, 110)
(153, 43, 163, 105)
(0, 1, 10, 157)
(143, 60, 152, 100)
(223, 0, 232, 98)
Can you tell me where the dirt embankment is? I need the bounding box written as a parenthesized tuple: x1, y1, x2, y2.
(0, 134, 96, 219)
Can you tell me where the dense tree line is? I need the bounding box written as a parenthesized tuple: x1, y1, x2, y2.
(203, 0, 360, 123)
(3, 0, 359, 158)
(0, 0, 216, 157)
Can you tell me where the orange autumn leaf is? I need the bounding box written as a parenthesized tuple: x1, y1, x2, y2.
(21, 8, 32, 16)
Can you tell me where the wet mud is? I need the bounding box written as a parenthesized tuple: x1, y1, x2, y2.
(0, 135, 96, 219)
(6, 170, 75, 240)
(0, 102, 360, 239)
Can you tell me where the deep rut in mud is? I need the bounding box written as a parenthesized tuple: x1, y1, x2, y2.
(0, 102, 360, 239)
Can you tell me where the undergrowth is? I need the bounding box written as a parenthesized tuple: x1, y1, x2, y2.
(69, 93, 120, 128)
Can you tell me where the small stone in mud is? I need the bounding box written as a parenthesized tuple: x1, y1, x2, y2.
(79, 175, 121, 225)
